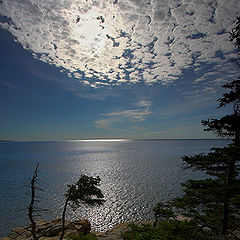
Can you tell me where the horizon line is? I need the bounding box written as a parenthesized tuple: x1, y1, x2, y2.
(0, 138, 231, 143)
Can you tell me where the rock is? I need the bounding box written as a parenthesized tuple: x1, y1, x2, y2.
(175, 215, 192, 222)
(50, 218, 62, 225)
(96, 222, 130, 240)
(1, 219, 91, 240)
(44, 224, 63, 237)
(63, 229, 78, 238)
(39, 236, 60, 240)
(95, 221, 154, 240)
(92, 231, 107, 237)
(6, 227, 32, 240)
(73, 219, 91, 234)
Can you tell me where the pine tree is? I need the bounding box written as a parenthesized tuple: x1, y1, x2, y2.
(154, 17, 240, 239)
(200, 16, 240, 236)
(59, 175, 105, 240)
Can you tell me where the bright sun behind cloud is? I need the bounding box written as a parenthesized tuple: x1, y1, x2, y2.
(72, 9, 109, 57)
(0, 0, 239, 88)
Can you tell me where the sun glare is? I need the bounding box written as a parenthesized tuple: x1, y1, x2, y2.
(72, 10, 108, 56)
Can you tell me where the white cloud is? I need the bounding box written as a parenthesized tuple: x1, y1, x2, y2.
(94, 118, 120, 129)
(103, 108, 152, 121)
(136, 100, 151, 107)
(95, 100, 152, 129)
(0, 0, 239, 87)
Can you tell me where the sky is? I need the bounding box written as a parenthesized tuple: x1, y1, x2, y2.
(0, 0, 239, 141)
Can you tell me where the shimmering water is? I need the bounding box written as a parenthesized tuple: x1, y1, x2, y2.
(0, 139, 229, 237)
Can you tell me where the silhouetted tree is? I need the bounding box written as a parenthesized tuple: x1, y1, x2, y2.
(28, 163, 39, 240)
(26, 163, 49, 240)
(171, 145, 240, 237)
(200, 16, 240, 235)
(59, 175, 105, 240)
(154, 17, 240, 239)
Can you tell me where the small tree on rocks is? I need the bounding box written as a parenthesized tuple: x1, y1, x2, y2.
(59, 175, 105, 240)
(27, 163, 48, 240)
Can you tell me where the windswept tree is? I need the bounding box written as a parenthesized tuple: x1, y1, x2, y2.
(59, 175, 105, 240)
(154, 17, 240, 239)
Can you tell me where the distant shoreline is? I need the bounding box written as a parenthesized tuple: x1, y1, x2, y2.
(0, 138, 231, 143)
(0, 140, 13, 143)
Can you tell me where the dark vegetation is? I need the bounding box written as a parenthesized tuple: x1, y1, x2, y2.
(68, 232, 98, 240)
(123, 16, 240, 240)
(122, 221, 205, 240)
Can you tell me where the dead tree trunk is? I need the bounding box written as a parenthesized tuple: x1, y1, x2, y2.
(28, 163, 39, 240)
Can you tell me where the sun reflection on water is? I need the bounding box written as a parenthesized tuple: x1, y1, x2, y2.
(78, 139, 131, 142)
(1, 140, 226, 236)
(67, 139, 131, 142)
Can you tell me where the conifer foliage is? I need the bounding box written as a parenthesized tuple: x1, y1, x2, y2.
(154, 17, 240, 239)
(59, 175, 105, 240)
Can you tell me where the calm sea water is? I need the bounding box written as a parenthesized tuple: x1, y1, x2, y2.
(0, 139, 230, 237)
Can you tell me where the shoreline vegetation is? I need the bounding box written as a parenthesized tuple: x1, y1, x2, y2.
(2, 217, 240, 240)
(0, 219, 153, 240)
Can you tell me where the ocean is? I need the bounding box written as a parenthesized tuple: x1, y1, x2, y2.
(0, 139, 230, 237)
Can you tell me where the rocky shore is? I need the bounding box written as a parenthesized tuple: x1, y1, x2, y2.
(1, 219, 90, 240)
(0, 219, 149, 240)
(3, 219, 240, 240)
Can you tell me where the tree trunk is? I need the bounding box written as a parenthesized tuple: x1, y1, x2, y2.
(28, 164, 39, 240)
(222, 114, 240, 236)
(153, 213, 158, 228)
(59, 197, 69, 240)
(221, 157, 236, 235)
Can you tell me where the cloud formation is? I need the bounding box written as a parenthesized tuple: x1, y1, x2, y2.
(0, 0, 239, 87)
(94, 118, 120, 129)
(95, 100, 152, 128)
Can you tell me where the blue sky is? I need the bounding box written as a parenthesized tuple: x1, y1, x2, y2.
(0, 0, 239, 140)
